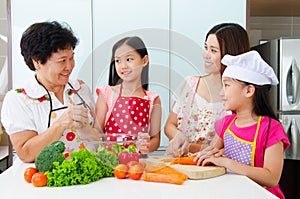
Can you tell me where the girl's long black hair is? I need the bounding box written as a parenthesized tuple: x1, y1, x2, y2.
(245, 82, 278, 121)
(108, 36, 149, 90)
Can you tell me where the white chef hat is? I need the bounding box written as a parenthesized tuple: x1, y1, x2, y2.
(221, 50, 278, 85)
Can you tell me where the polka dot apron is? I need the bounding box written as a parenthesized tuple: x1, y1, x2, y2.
(104, 84, 150, 142)
(223, 116, 262, 166)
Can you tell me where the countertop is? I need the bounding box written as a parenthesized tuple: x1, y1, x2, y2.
(0, 158, 278, 199)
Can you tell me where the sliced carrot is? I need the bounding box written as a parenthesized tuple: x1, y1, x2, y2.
(145, 164, 188, 180)
(144, 164, 166, 172)
(171, 156, 197, 165)
(142, 173, 185, 185)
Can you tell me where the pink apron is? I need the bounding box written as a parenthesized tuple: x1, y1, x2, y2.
(104, 84, 150, 142)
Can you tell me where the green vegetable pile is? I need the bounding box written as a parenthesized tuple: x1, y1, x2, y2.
(94, 145, 119, 169)
(35, 141, 66, 172)
(46, 148, 114, 187)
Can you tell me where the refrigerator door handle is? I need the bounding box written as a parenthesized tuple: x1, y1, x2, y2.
(290, 118, 300, 159)
(286, 58, 300, 105)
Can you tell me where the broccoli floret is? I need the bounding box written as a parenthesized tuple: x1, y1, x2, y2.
(35, 141, 66, 172)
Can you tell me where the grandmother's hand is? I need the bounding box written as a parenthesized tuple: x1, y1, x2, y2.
(56, 105, 89, 130)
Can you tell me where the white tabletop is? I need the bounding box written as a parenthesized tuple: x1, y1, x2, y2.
(0, 158, 278, 199)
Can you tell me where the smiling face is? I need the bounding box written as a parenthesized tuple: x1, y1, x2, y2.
(114, 44, 148, 83)
(203, 34, 222, 75)
(34, 47, 75, 90)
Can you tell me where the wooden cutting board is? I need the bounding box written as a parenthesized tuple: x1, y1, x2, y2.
(169, 164, 226, 180)
(146, 156, 226, 180)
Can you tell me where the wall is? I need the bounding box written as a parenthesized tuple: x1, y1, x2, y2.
(249, 16, 300, 47)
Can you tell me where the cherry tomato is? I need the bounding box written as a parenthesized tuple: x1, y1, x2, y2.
(119, 152, 139, 164)
(66, 132, 75, 141)
(128, 164, 144, 180)
(128, 152, 139, 162)
(114, 164, 128, 179)
(24, 167, 38, 183)
(32, 172, 48, 187)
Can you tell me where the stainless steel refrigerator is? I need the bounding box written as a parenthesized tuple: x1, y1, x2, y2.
(252, 37, 300, 199)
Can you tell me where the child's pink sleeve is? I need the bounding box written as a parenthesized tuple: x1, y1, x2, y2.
(214, 115, 235, 139)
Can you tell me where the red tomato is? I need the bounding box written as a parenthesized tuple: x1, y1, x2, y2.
(24, 167, 38, 183)
(127, 160, 140, 169)
(119, 152, 130, 164)
(66, 132, 75, 141)
(119, 152, 139, 164)
(32, 172, 48, 187)
(128, 164, 144, 180)
(114, 164, 129, 179)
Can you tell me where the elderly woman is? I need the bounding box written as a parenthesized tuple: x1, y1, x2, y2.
(1, 21, 98, 163)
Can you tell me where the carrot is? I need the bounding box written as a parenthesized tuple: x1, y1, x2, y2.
(157, 166, 188, 180)
(142, 173, 185, 185)
(144, 164, 166, 172)
(145, 164, 188, 180)
(171, 156, 197, 165)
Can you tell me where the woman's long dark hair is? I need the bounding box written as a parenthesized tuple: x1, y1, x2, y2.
(108, 36, 149, 90)
(206, 23, 250, 75)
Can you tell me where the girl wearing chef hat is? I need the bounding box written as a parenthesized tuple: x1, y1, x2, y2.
(194, 50, 290, 199)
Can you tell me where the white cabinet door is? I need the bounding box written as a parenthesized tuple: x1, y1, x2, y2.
(92, 0, 170, 146)
(9, 0, 93, 88)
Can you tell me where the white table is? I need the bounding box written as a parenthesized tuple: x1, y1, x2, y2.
(0, 158, 278, 199)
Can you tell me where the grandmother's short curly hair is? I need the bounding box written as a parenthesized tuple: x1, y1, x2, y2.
(20, 21, 79, 71)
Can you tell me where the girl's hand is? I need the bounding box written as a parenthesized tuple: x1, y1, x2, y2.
(192, 146, 224, 165)
(201, 155, 227, 167)
(137, 132, 151, 154)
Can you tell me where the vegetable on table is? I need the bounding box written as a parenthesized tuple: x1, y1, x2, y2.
(171, 156, 197, 165)
(119, 151, 139, 164)
(114, 164, 129, 179)
(24, 167, 38, 183)
(35, 141, 66, 172)
(94, 145, 119, 169)
(45, 149, 114, 187)
(145, 164, 188, 180)
(128, 164, 144, 180)
(141, 173, 185, 185)
(32, 172, 48, 187)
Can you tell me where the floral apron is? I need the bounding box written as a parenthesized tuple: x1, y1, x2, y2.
(49, 96, 94, 158)
(224, 116, 262, 166)
(104, 84, 150, 142)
